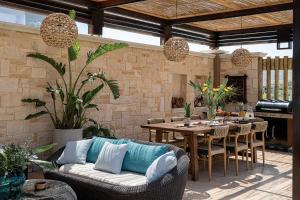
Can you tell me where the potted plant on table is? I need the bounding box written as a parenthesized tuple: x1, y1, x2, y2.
(0, 143, 55, 199)
(183, 102, 193, 126)
(189, 74, 236, 120)
(22, 11, 127, 149)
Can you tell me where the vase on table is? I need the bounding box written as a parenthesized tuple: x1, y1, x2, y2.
(207, 104, 217, 121)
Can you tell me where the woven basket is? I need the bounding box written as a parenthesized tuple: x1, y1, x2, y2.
(40, 13, 78, 48)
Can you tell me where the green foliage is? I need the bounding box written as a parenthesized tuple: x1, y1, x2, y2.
(69, 9, 76, 20)
(184, 102, 192, 118)
(27, 53, 66, 76)
(189, 74, 236, 119)
(83, 123, 115, 139)
(0, 143, 56, 177)
(68, 41, 80, 61)
(23, 11, 127, 130)
(86, 43, 128, 65)
(22, 98, 46, 107)
(24, 111, 49, 120)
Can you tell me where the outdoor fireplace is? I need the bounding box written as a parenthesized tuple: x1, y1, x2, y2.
(254, 100, 293, 151)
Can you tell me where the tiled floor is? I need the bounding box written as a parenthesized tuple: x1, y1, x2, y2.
(183, 150, 292, 200)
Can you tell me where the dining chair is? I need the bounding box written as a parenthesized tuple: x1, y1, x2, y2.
(171, 116, 187, 150)
(249, 121, 268, 168)
(226, 123, 252, 176)
(198, 125, 229, 181)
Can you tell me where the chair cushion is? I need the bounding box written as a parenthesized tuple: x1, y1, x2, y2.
(146, 151, 177, 183)
(86, 137, 129, 163)
(57, 139, 93, 165)
(226, 142, 248, 151)
(122, 142, 168, 174)
(59, 163, 147, 187)
(198, 144, 224, 156)
(94, 142, 128, 174)
(252, 140, 264, 147)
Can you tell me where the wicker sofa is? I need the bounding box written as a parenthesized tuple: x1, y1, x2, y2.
(44, 140, 189, 200)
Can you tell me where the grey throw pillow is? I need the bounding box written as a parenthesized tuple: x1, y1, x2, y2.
(94, 142, 128, 174)
(57, 139, 93, 165)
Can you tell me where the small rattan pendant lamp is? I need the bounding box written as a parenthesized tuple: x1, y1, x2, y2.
(163, 0, 189, 62)
(231, 16, 252, 67)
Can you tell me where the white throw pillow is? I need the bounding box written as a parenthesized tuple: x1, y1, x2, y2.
(94, 142, 128, 174)
(146, 151, 177, 183)
(57, 139, 93, 165)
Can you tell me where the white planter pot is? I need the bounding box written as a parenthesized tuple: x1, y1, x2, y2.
(53, 129, 83, 150)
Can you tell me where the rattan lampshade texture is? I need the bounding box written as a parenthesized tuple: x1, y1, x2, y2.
(231, 48, 252, 67)
(163, 37, 189, 62)
(40, 13, 78, 48)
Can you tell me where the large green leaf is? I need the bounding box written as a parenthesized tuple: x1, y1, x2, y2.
(32, 143, 56, 154)
(30, 159, 56, 171)
(82, 72, 120, 99)
(85, 103, 99, 111)
(56, 80, 65, 102)
(27, 53, 66, 76)
(82, 84, 104, 105)
(86, 43, 128, 65)
(68, 41, 80, 61)
(69, 9, 76, 20)
(22, 98, 46, 107)
(25, 111, 48, 120)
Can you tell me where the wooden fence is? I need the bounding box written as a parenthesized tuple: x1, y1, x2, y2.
(258, 56, 293, 100)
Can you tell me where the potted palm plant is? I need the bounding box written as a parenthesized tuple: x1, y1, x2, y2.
(22, 11, 127, 149)
(189, 74, 235, 120)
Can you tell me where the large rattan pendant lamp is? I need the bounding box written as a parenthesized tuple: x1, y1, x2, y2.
(163, 0, 189, 62)
(231, 16, 252, 67)
(40, 12, 78, 48)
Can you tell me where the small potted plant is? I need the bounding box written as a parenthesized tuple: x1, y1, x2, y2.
(0, 143, 55, 199)
(183, 102, 192, 126)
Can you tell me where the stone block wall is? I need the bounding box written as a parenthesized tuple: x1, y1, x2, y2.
(0, 22, 214, 146)
(220, 53, 266, 107)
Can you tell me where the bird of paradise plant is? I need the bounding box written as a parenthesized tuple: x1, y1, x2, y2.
(189, 74, 236, 120)
(22, 10, 128, 129)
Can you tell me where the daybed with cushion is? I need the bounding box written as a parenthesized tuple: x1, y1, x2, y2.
(45, 139, 189, 200)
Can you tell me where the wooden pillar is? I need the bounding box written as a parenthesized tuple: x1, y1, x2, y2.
(293, 1, 300, 199)
(213, 53, 221, 87)
(160, 24, 172, 45)
(88, 8, 104, 35)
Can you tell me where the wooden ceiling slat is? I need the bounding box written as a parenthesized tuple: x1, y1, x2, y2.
(171, 2, 292, 24)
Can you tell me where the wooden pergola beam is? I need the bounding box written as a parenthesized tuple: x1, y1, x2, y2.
(293, 0, 300, 199)
(219, 24, 293, 36)
(97, 0, 145, 9)
(171, 3, 293, 25)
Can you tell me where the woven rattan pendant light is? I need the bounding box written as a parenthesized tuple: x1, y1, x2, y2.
(163, 0, 189, 62)
(40, 13, 78, 48)
(231, 17, 252, 67)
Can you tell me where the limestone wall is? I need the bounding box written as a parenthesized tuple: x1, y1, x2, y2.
(0, 22, 214, 146)
(220, 53, 265, 107)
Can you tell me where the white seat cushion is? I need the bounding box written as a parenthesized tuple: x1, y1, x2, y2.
(59, 163, 147, 186)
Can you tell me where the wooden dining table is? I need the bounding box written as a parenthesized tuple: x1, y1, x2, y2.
(141, 119, 263, 181)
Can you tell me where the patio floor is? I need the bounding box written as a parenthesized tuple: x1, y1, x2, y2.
(183, 150, 292, 200)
